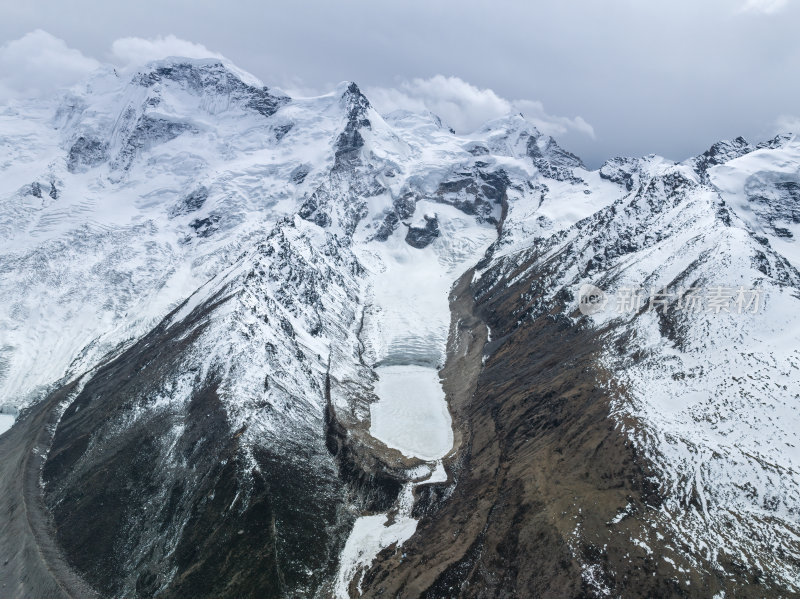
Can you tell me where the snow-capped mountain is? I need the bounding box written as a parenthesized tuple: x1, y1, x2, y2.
(462, 140, 800, 596)
(0, 56, 798, 598)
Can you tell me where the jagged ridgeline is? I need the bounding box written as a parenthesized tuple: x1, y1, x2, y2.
(0, 57, 799, 598)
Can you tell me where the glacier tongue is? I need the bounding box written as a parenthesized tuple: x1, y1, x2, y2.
(355, 199, 498, 462)
(333, 143, 500, 594)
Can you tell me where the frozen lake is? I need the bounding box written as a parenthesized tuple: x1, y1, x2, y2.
(0, 413, 15, 435)
(369, 365, 453, 461)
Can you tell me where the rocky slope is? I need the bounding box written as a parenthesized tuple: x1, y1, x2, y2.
(364, 139, 800, 597)
(0, 56, 799, 598)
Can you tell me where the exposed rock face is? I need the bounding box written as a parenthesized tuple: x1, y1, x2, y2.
(599, 156, 640, 191)
(434, 167, 509, 223)
(757, 133, 793, 150)
(169, 187, 209, 217)
(373, 192, 419, 241)
(334, 83, 372, 171)
(42, 219, 366, 598)
(745, 175, 800, 237)
(405, 214, 440, 248)
(67, 136, 109, 173)
(188, 213, 220, 237)
(297, 84, 384, 235)
(691, 135, 753, 181)
(527, 134, 585, 182)
(111, 115, 196, 173)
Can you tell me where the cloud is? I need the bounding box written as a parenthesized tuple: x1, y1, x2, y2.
(367, 76, 508, 133)
(110, 35, 224, 66)
(514, 99, 595, 139)
(738, 0, 789, 14)
(0, 30, 100, 101)
(775, 114, 800, 133)
(0, 31, 230, 102)
(367, 75, 594, 139)
(273, 76, 323, 99)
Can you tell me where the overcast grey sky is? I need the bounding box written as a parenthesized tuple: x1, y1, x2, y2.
(1, 0, 798, 167)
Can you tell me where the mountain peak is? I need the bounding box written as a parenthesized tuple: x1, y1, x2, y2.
(337, 80, 371, 118)
(129, 58, 288, 112)
(132, 57, 264, 89)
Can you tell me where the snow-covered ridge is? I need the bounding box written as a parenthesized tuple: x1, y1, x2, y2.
(474, 136, 800, 591)
(0, 54, 605, 411)
(0, 59, 348, 408)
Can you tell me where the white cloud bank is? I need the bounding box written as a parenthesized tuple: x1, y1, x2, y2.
(0, 30, 100, 100)
(367, 75, 595, 138)
(0, 31, 594, 139)
(0, 31, 230, 102)
(110, 35, 224, 66)
(775, 114, 800, 134)
(738, 0, 789, 14)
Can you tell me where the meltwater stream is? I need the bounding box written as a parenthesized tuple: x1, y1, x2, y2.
(333, 364, 451, 597)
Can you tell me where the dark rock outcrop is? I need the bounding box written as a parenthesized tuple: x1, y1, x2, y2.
(405, 214, 440, 249)
(527, 135, 585, 182)
(435, 167, 509, 223)
(112, 115, 195, 173)
(692, 136, 753, 181)
(599, 156, 640, 191)
(67, 136, 109, 173)
(40, 266, 353, 598)
(170, 187, 209, 217)
(334, 83, 371, 171)
(188, 213, 220, 237)
(745, 174, 800, 237)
